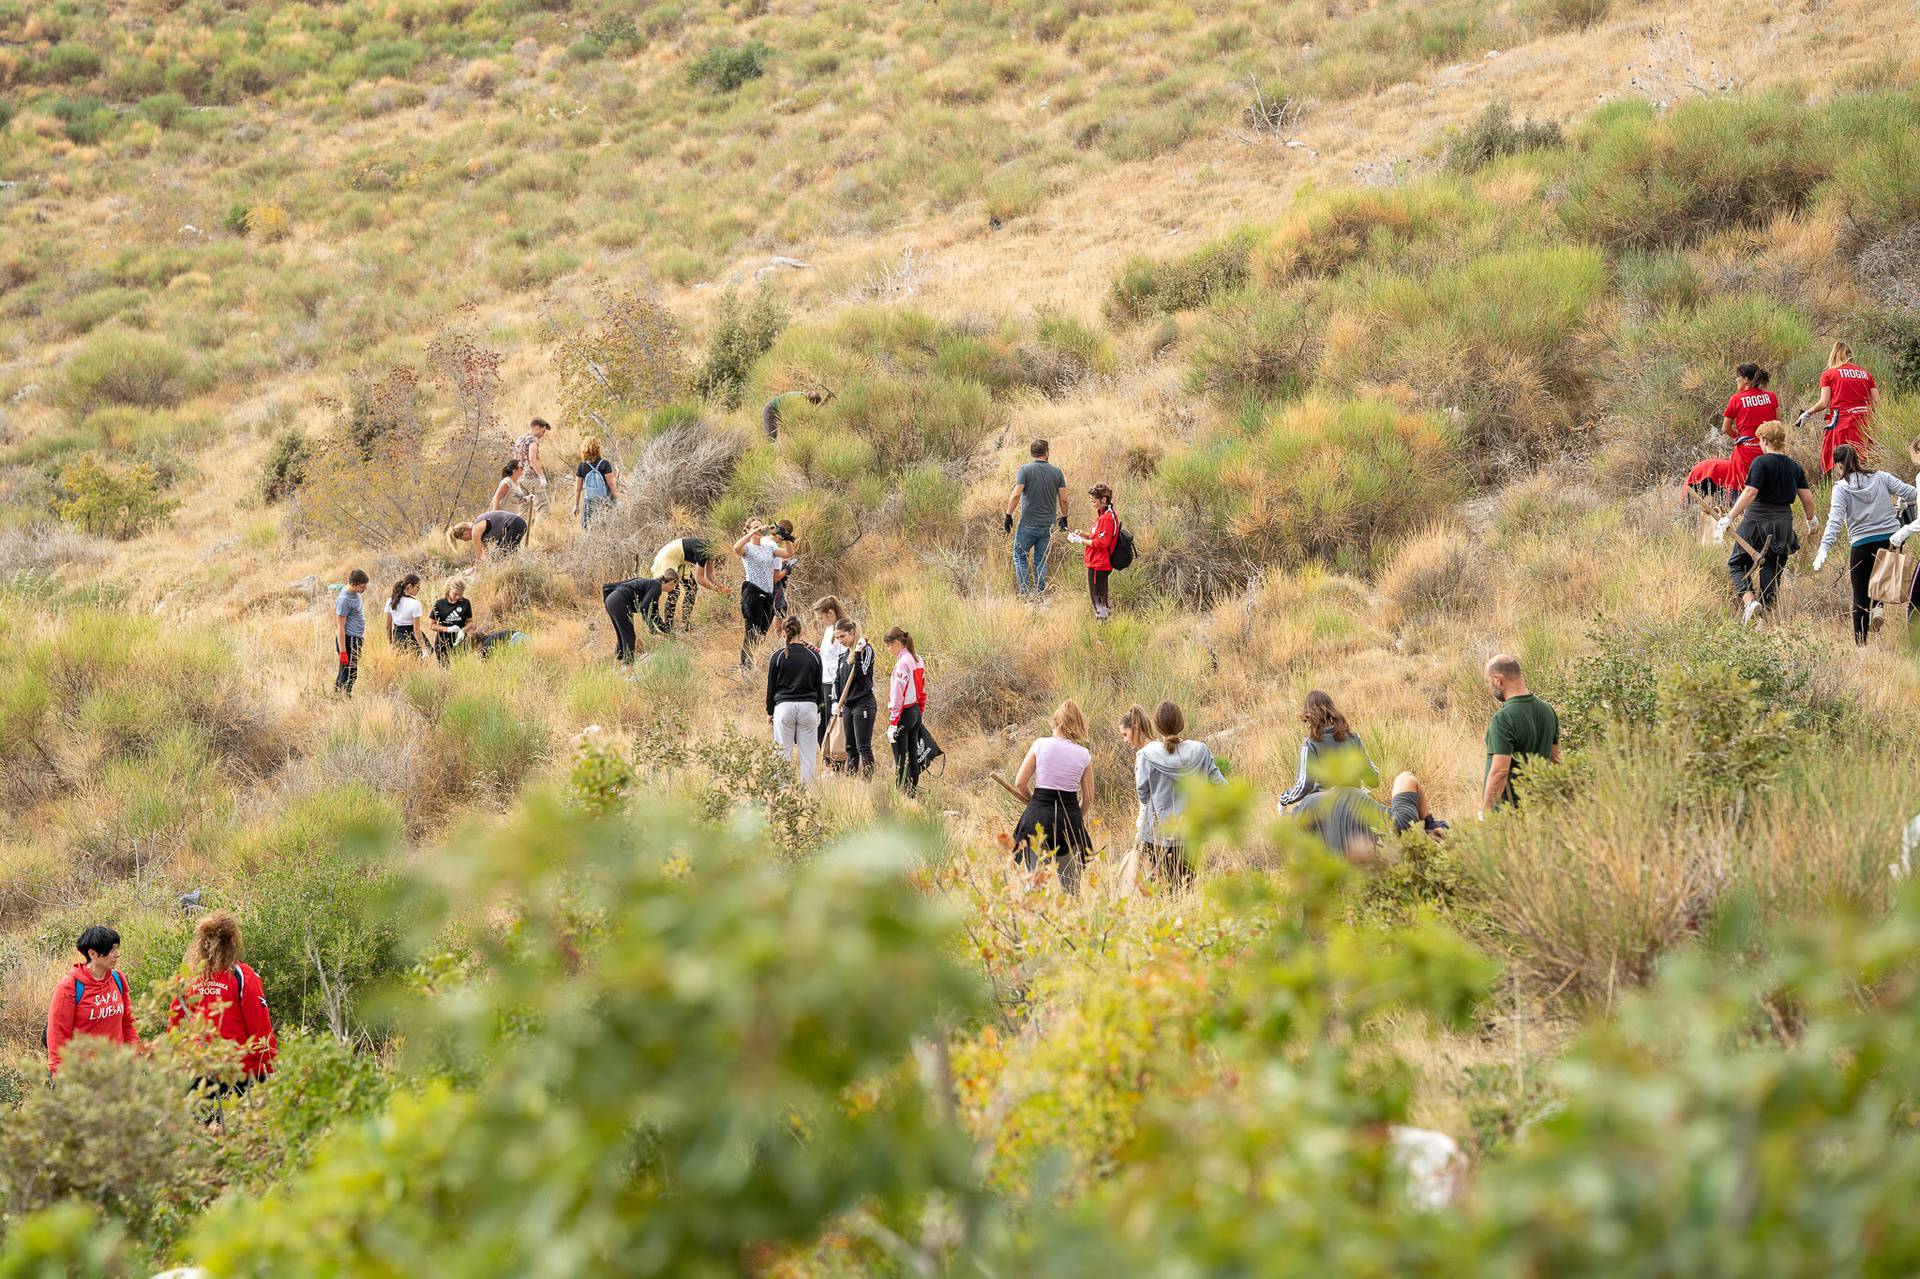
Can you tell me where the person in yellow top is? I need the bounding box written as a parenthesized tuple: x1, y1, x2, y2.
(648, 536, 730, 630)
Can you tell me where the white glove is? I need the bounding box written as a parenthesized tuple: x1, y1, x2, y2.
(1812, 547, 1828, 572)
(1893, 526, 1914, 550)
(887, 725, 899, 744)
(1714, 515, 1731, 543)
(1806, 516, 1821, 535)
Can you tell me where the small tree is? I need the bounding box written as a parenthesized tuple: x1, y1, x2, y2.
(55, 453, 178, 540)
(689, 283, 788, 409)
(543, 280, 687, 437)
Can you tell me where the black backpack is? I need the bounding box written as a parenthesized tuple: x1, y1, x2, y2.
(1109, 510, 1136, 572)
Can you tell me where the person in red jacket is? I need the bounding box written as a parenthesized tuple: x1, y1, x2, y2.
(46, 925, 138, 1076)
(168, 910, 278, 1092)
(1072, 483, 1119, 621)
(1720, 363, 1778, 489)
(1805, 340, 1880, 475)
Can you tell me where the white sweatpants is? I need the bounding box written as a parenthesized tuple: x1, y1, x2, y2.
(772, 702, 821, 783)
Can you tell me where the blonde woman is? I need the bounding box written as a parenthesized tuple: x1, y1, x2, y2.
(167, 911, 278, 1091)
(572, 436, 618, 529)
(426, 579, 474, 662)
(1802, 340, 1880, 476)
(1716, 420, 1819, 624)
(1011, 699, 1095, 892)
(447, 509, 527, 562)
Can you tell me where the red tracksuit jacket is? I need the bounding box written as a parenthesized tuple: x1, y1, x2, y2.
(167, 963, 279, 1078)
(47, 963, 138, 1075)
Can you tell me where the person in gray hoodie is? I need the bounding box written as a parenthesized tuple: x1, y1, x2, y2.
(1813, 444, 1919, 644)
(1134, 700, 1226, 886)
(1275, 690, 1379, 812)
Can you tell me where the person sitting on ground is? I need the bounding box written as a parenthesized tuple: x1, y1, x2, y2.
(762, 388, 833, 442)
(511, 417, 553, 488)
(1069, 483, 1120, 621)
(572, 436, 618, 530)
(383, 573, 430, 657)
(447, 509, 528, 562)
(1721, 363, 1778, 491)
(733, 520, 790, 668)
(1275, 689, 1380, 813)
(492, 460, 532, 518)
(47, 925, 136, 1076)
(650, 536, 730, 631)
(1295, 773, 1447, 862)
(167, 910, 277, 1094)
(426, 579, 474, 662)
(884, 627, 928, 794)
(832, 617, 879, 779)
(1716, 420, 1819, 625)
(1011, 699, 1096, 893)
(767, 616, 825, 783)
(1480, 654, 1561, 816)
(334, 569, 369, 695)
(1812, 443, 1918, 646)
(1005, 438, 1068, 598)
(1135, 701, 1227, 887)
(1801, 340, 1879, 476)
(603, 572, 674, 666)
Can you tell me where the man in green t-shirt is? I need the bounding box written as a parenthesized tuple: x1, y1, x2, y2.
(1479, 653, 1560, 815)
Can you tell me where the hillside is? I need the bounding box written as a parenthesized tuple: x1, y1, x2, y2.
(3, 0, 1920, 1272)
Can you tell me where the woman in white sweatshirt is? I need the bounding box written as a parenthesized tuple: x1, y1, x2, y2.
(1814, 444, 1918, 645)
(1134, 700, 1226, 887)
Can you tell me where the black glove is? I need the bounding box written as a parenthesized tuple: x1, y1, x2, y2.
(1058, 515, 1068, 531)
(1003, 513, 1013, 534)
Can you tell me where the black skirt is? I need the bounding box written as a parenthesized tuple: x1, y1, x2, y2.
(1013, 787, 1091, 858)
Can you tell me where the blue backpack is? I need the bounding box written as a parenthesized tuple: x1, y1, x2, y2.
(581, 462, 611, 527)
(41, 970, 128, 1050)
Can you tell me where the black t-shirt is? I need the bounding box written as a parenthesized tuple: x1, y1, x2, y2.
(1746, 453, 1807, 508)
(430, 598, 473, 632)
(576, 459, 613, 479)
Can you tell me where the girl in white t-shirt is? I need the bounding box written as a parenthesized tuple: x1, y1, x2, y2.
(1011, 699, 1095, 892)
(383, 574, 428, 657)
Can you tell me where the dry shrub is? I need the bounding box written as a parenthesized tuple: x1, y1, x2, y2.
(0, 842, 68, 927)
(469, 552, 571, 620)
(557, 420, 747, 585)
(278, 698, 426, 814)
(0, 524, 104, 576)
(1856, 220, 1920, 311)
(1380, 524, 1481, 620)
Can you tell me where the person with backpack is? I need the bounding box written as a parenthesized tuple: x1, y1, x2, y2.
(733, 521, 790, 668)
(1275, 690, 1381, 812)
(1720, 364, 1778, 490)
(885, 627, 928, 794)
(46, 925, 137, 1076)
(447, 509, 528, 561)
(1005, 438, 1069, 599)
(1069, 483, 1120, 621)
(767, 617, 825, 783)
(1134, 701, 1226, 886)
(832, 617, 879, 779)
(167, 911, 277, 1092)
(603, 572, 674, 666)
(1716, 420, 1820, 624)
(1801, 341, 1879, 476)
(649, 536, 730, 631)
(333, 569, 369, 695)
(383, 573, 429, 657)
(1011, 699, 1096, 892)
(511, 417, 553, 488)
(1812, 443, 1918, 645)
(572, 436, 618, 530)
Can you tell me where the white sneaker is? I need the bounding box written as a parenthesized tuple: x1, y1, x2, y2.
(1871, 604, 1886, 632)
(1742, 599, 1764, 626)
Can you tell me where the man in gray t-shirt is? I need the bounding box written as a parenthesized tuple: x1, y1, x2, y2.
(1004, 439, 1067, 596)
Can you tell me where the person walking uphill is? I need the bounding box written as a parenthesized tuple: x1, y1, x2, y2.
(1072, 484, 1120, 621)
(1135, 701, 1227, 887)
(333, 569, 369, 695)
(1480, 654, 1560, 816)
(511, 417, 553, 488)
(1813, 444, 1918, 645)
(1005, 439, 1068, 598)
(47, 926, 137, 1076)
(1720, 363, 1778, 490)
(885, 627, 928, 794)
(1717, 420, 1820, 625)
(168, 910, 278, 1091)
(767, 617, 825, 783)
(573, 436, 618, 530)
(1803, 341, 1880, 476)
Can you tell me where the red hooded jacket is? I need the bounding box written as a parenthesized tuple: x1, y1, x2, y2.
(1084, 506, 1119, 572)
(168, 964, 278, 1078)
(47, 963, 138, 1075)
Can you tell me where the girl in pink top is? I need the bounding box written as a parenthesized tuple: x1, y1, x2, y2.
(1011, 700, 1095, 891)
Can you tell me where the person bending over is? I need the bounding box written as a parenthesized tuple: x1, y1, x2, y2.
(603, 572, 674, 666)
(650, 536, 729, 631)
(447, 509, 527, 562)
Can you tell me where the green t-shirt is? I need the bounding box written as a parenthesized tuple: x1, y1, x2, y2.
(1484, 693, 1559, 807)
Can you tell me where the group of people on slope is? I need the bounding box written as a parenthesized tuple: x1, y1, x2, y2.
(1688, 343, 1882, 501)
(765, 600, 930, 791)
(332, 570, 505, 694)
(601, 520, 801, 669)
(1004, 438, 1125, 620)
(446, 419, 626, 562)
(46, 914, 278, 1113)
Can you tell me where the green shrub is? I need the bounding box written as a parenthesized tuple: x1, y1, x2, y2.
(54, 454, 178, 540)
(136, 91, 187, 128)
(43, 42, 103, 83)
(1023, 307, 1115, 393)
(687, 40, 770, 92)
(52, 285, 147, 336)
(983, 164, 1049, 221)
(689, 284, 787, 409)
(217, 1032, 393, 1192)
(1527, 0, 1610, 33)
(1185, 286, 1317, 404)
(1443, 101, 1564, 174)
(258, 427, 313, 504)
(56, 331, 190, 419)
(44, 95, 110, 145)
(1824, 92, 1920, 238)
(1107, 230, 1258, 323)
(439, 690, 548, 795)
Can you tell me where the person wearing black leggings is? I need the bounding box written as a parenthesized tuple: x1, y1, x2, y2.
(883, 626, 927, 794)
(1813, 443, 1918, 645)
(602, 574, 671, 666)
(832, 617, 878, 778)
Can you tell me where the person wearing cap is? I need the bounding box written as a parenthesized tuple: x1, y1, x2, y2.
(1069, 483, 1119, 621)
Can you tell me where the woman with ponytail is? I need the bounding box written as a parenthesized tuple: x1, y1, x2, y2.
(766, 616, 824, 783)
(1813, 443, 1917, 644)
(168, 911, 277, 1091)
(1805, 340, 1880, 475)
(1133, 700, 1226, 886)
(1720, 363, 1778, 489)
(884, 627, 927, 793)
(382, 573, 428, 656)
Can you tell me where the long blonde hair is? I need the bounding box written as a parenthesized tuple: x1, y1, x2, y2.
(446, 521, 473, 550)
(581, 436, 602, 463)
(1828, 340, 1854, 369)
(184, 910, 242, 976)
(1050, 699, 1088, 743)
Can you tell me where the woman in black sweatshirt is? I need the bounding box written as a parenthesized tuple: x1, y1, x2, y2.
(766, 617, 824, 783)
(831, 617, 879, 778)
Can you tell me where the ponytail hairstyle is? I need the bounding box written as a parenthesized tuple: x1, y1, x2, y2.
(833, 616, 859, 641)
(501, 459, 523, 480)
(1829, 340, 1854, 369)
(1050, 699, 1088, 744)
(388, 573, 421, 616)
(184, 910, 242, 977)
(1152, 700, 1186, 753)
(781, 616, 803, 643)
(1735, 362, 1769, 388)
(1832, 443, 1869, 480)
(1119, 703, 1152, 749)
(882, 626, 916, 657)
(1300, 689, 1350, 742)
(812, 595, 844, 622)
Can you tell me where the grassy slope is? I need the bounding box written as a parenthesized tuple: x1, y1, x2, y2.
(0, 0, 1917, 1157)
